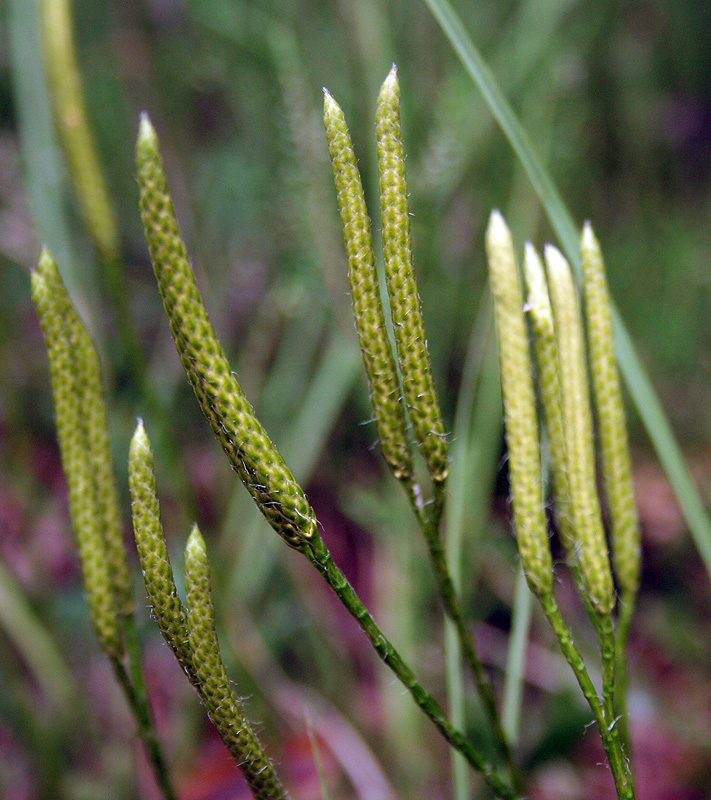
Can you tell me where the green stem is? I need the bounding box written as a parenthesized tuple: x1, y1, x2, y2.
(112, 629, 178, 800)
(416, 483, 523, 791)
(304, 535, 519, 800)
(597, 611, 619, 745)
(539, 593, 635, 799)
(614, 592, 636, 765)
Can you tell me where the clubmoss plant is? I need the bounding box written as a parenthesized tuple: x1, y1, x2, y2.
(376, 66, 449, 485)
(541, 242, 621, 778)
(129, 421, 289, 800)
(31, 250, 177, 800)
(323, 89, 414, 487)
(135, 108, 520, 800)
(581, 222, 641, 755)
(486, 210, 638, 799)
(31, 24, 646, 790)
(325, 73, 520, 790)
(136, 114, 318, 551)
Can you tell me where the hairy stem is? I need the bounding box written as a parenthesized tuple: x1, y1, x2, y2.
(417, 484, 523, 790)
(539, 594, 634, 799)
(304, 535, 519, 800)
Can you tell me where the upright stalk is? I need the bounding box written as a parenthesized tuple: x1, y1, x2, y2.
(614, 594, 636, 760)
(416, 484, 522, 790)
(540, 595, 634, 799)
(303, 534, 520, 800)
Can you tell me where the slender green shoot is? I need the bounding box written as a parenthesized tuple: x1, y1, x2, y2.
(540, 595, 634, 799)
(502, 565, 533, 746)
(301, 532, 520, 800)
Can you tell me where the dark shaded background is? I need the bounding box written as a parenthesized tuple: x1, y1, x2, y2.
(1, 0, 711, 797)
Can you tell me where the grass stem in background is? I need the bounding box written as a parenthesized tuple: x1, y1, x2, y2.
(502, 565, 533, 746)
(0, 560, 78, 719)
(444, 297, 493, 800)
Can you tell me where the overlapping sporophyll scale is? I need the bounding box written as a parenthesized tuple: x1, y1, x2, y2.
(485, 212, 553, 598)
(31, 250, 132, 659)
(323, 89, 414, 483)
(581, 224, 640, 597)
(487, 211, 639, 616)
(376, 67, 449, 483)
(135, 115, 316, 551)
(544, 244, 615, 614)
(129, 423, 288, 800)
(324, 66, 449, 486)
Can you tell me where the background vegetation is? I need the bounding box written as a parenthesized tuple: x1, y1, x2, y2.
(1, 0, 711, 797)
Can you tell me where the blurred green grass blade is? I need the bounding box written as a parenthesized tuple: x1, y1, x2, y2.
(422, 0, 578, 252)
(613, 314, 711, 575)
(423, 0, 711, 579)
(7, 0, 77, 277)
(444, 298, 502, 800)
(502, 565, 533, 745)
(443, 617, 467, 800)
(283, 332, 361, 481)
(0, 560, 78, 717)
